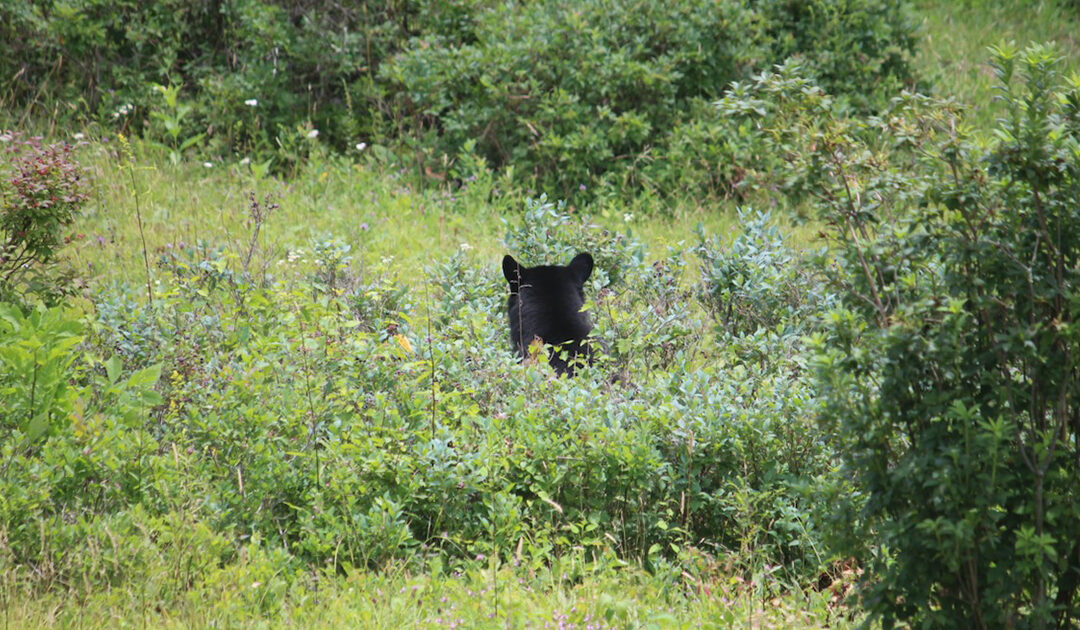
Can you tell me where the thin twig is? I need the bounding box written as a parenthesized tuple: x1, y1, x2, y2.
(127, 164, 153, 306)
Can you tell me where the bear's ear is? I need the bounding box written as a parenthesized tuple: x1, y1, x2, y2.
(568, 252, 594, 285)
(502, 254, 523, 290)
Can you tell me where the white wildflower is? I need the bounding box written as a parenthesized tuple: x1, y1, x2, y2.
(245, 98, 258, 107)
(112, 103, 134, 119)
(306, 129, 319, 139)
(203, 162, 213, 168)
(355, 142, 367, 152)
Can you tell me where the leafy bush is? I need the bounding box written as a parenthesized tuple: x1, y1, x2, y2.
(0, 205, 834, 589)
(639, 0, 918, 201)
(694, 210, 836, 385)
(0, 133, 91, 304)
(725, 45, 1080, 628)
(631, 97, 758, 201)
(0, 303, 84, 445)
(752, 0, 917, 111)
(696, 209, 830, 338)
(502, 195, 648, 290)
(92, 283, 168, 369)
(0, 303, 167, 586)
(381, 0, 760, 197)
(1, 0, 918, 198)
(0, 0, 458, 157)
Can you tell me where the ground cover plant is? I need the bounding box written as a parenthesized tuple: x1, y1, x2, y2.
(2, 1, 1080, 628)
(0, 162, 842, 627)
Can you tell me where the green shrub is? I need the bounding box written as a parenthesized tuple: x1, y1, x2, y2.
(92, 285, 164, 367)
(727, 44, 1080, 628)
(696, 209, 831, 338)
(638, 0, 918, 202)
(633, 97, 759, 202)
(502, 195, 648, 289)
(0, 302, 168, 586)
(753, 0, 917, 111)
(1, 0, 919, 199)
(0, 0, 448, 157)
(0, 302, 84, 445)
(381, 0, 760, 198)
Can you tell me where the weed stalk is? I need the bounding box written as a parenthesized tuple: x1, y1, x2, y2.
(119, 134, 154, 306)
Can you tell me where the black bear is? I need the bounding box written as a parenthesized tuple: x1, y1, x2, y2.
(502, 252, 595, 375)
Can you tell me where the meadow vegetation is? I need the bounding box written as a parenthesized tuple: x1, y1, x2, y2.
(2, 1, 1080, 628)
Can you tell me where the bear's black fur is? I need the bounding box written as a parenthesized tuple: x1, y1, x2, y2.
(502, 252, 594, 375)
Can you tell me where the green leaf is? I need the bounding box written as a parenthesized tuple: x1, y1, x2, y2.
(127, 363, 162, 390)
(139, 390, 164, 406)
(27, 410, 50, 441)
(106, 355, 122, 384)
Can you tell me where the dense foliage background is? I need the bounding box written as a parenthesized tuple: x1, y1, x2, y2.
(0, 0, 917, 196)
(2, 1, 1080, 628)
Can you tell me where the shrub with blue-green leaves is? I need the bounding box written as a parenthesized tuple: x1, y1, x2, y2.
(695, 210, 836, 380)
(502, 195, 648, 290)
(2, 196, 837, 597)
(727, 45, 1080, 628)
(696, 209, 831, 338)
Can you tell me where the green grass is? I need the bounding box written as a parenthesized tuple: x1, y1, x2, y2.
(3, 561, 857, 629)
(912, 0, 1080, 131)
(68, 133, 742, 298)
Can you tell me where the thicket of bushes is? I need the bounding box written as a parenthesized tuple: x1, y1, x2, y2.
(0, 0, 917, 197)
(717, 43, 1080, 629)
(1, 199, 835, 605)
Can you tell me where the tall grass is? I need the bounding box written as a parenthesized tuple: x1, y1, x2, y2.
(65, 131, 743, 297)
(3, 559, 857, 629)
(912, 0, 1080, 131)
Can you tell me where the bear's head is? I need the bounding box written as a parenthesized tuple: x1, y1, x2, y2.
(502, 252, 594, 375)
